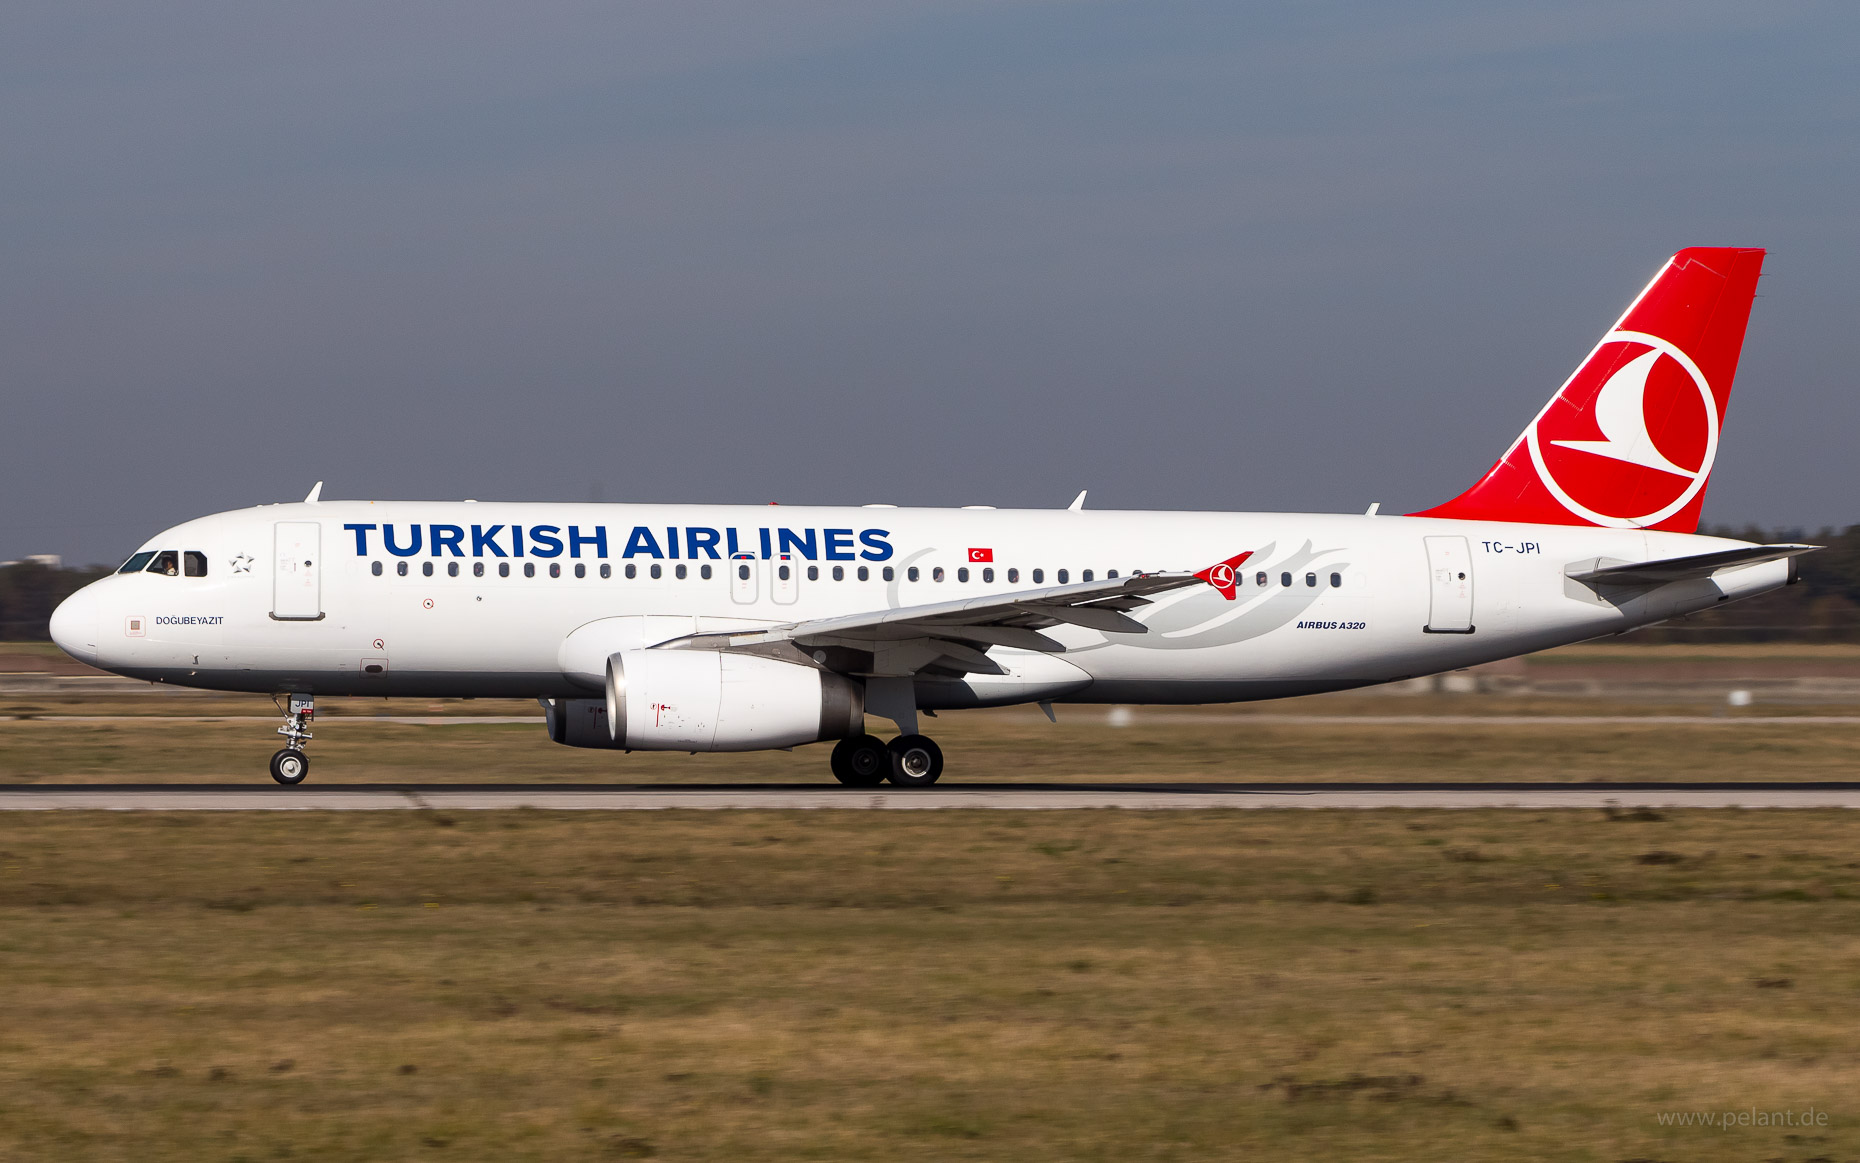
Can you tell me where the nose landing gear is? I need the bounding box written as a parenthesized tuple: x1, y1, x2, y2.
(270, 693, 314, 786)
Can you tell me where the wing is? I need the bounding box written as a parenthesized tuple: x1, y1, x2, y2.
(659, 551, 1253, 678)
(1566, 543, 1818, 587)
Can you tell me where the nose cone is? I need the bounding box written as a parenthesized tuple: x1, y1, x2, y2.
(49, 585, 100, 666)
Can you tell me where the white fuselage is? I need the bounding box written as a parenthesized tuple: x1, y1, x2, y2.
(52, 500, 1786, 707)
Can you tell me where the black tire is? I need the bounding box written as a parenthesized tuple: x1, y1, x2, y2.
(886, 734, 943, 787)
(270, 748, 310, 786)
(831, 734, 890, 787)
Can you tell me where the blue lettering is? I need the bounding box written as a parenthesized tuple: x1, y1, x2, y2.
(529, 525, 563, 558)
(777, 528, 818, 560)
(726, 528, 742, 557)
(859, 529, 893, 561)
(667, 527, 679, 560)
(343, 523, 377, 555)
(569, 525, 608, 559)
(512, 525, 524, 557)
(823, 528, 855, 561)
(759, 528, 772, 560)
(430, 525, 465, 557)
(471, 525, 508, 558)
(623, 526, 664, 559)
(383, 524, 422, 557)
(686, 527, 722, 559)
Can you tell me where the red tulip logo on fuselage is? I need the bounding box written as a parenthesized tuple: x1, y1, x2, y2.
(1525, 331, 1718, 529)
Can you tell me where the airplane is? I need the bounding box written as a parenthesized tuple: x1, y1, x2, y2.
(48, 246, 1814, 787)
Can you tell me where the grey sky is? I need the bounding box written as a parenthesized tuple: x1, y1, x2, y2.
(4, 1, 1856, 564)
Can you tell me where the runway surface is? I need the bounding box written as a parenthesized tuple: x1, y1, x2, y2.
(4, 782, 1859, 811)
(10, 714, 1860, 725)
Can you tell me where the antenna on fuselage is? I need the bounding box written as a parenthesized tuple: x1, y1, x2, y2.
(304, 481, 324, 504)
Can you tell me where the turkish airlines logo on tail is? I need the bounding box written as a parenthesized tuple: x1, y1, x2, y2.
(1525, 330, 1719, 529)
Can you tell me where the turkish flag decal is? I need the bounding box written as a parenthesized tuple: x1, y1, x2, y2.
(968, 548, 993, 563)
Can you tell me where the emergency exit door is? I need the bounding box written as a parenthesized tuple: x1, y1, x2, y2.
(273, 522, 323, 620)
(729, 553, 757, 604)
(1423, 535, 1474, 633)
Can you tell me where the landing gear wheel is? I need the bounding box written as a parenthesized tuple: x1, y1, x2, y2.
(831, 734, 891, 787)
(270, 748, 310, 786)
(886, 735, 943, 787)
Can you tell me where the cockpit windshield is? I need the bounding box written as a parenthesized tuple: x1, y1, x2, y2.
(118, 551, 156, 574)
(146, 551, 180, 576)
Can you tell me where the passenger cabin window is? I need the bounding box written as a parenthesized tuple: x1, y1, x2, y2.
(499, 562, 510, 577)
(1256, 571, 1267, 587)
(907, 567, 920, 582)
(883, 567, 895, 582)
(807, 566, 819, 581)
(1306, 572, 1317, 587)
(550, 563, 561, 578)
(473, 562, 484, 578)
(1007, 568, 1019, 583)
(371, 561, 383, 576)
(575, 563, 586, 578)
(601, 564, 612, 579)
(147, 551, 179, 576)
(397, 562, 409, 577)
(1330, 572, 1342, 587)
(957, 567, 969, 583)
(423, 562, 434, 578)
(650, 564, 662, 580)
(932, 567, 944, 582)
(777, 564, 790, 581)
(982, 567, 994, 583)
(700, 564, 711, 580)
(1082, 569, 1093, 582)
(832, 566, 844, 581)
(857, 566, 869, 581)
(736, 564, 749, 580)
(675, 564, 687, 580)
(184, 551, 207, 577)
(1280, 572, 1292, 587)
(1032, 569, 1043, 583)
(628, 564, 639, 579)
(524, 563, 536, 578)
(1057, 569, 1069, 584)
(119, 551, 156, 574)
(447, 562, 459, 577)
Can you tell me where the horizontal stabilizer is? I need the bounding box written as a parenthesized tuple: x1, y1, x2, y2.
(1566, 544, 1818, 587)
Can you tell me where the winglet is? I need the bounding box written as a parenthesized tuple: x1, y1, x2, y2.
(1193, 550, 1254, 600)
(304, 481, 324, 504)
(1068, 490, 1087, 511)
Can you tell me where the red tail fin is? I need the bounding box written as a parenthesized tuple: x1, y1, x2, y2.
(1413, 247, 1765, 532)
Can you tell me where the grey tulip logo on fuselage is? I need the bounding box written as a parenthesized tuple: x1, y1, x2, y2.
(1072, 541, 1349, 654)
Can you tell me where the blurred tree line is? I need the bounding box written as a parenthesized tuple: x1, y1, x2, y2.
(0, 561, 112, 640)
(4, 527, 1860, 642)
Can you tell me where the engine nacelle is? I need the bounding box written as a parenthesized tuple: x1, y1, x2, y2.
(543, 650, 862, 752)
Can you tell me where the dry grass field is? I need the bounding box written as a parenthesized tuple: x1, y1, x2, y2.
(2, 809, 1857, 1162)
(10, 641, 1860, 786)
(4, 698, 1860, 786)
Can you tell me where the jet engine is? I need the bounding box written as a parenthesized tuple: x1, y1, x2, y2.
(544, 650, 862, 751)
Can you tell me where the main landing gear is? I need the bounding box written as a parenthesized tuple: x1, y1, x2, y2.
(829, 733, 944, 788)
(270, 694, 314, 786)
